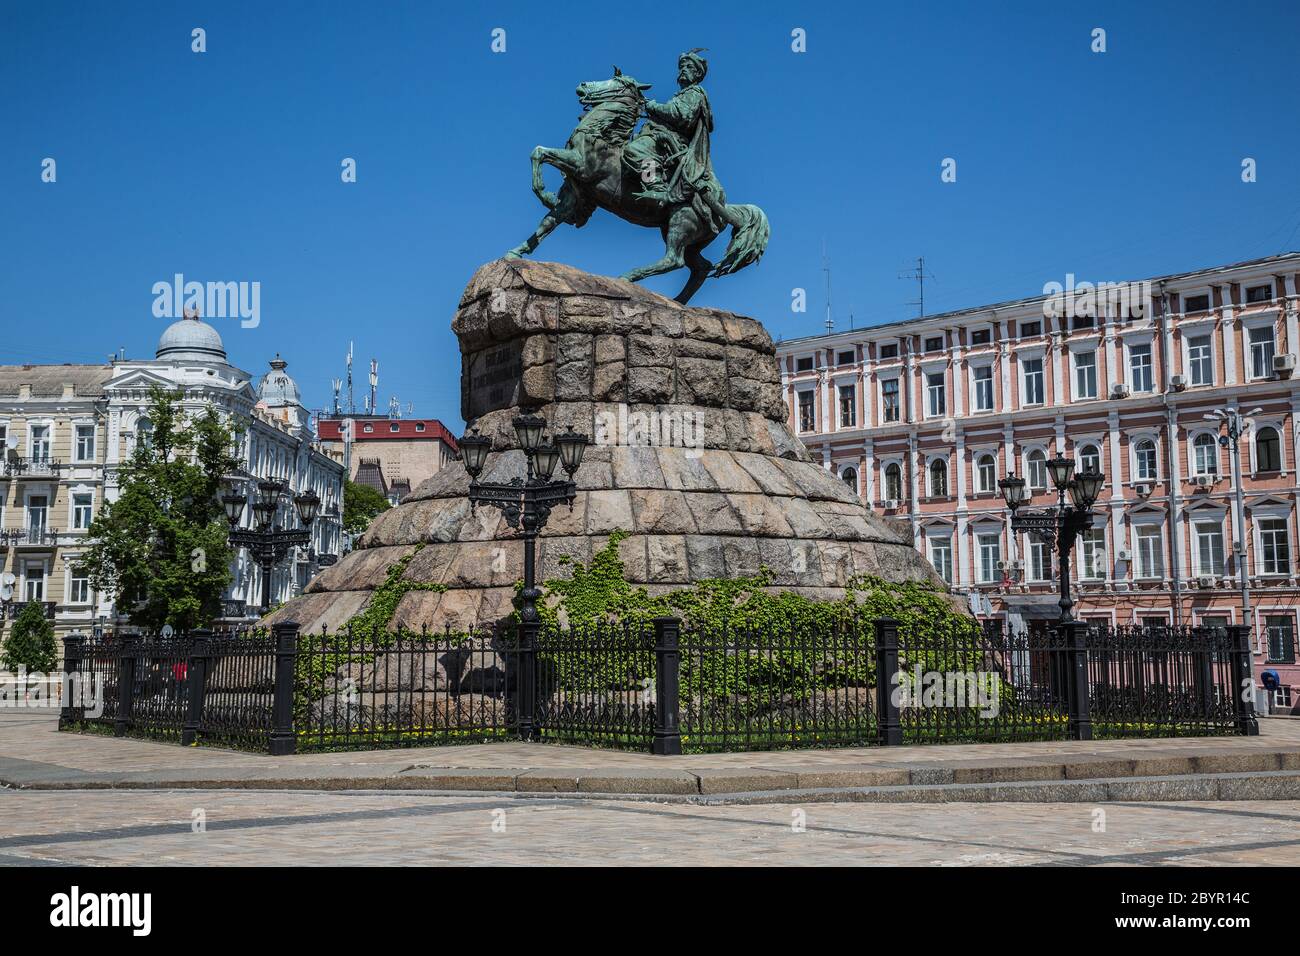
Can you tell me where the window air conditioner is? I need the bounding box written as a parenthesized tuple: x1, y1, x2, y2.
(1116, 549, 1132, 562)
(1111, 383, 1131, 399)
(1197, 575, 1216, 588)
(1169, 374, 1187, 392)
(1274, 353, 1297, 377)
(1134, 482, 1153, 497)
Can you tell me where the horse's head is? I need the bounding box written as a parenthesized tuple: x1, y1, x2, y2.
(576, 66, 651, 110)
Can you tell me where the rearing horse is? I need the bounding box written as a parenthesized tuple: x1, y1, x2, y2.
(505, 68, 770, 305)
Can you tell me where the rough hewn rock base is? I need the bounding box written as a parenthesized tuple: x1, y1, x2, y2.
(270, 260, 942, 632)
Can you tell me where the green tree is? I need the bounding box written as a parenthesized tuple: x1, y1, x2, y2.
(2, 600, 57, 672)
(343, 479, 390, 535)
(82, 386, 241, 631)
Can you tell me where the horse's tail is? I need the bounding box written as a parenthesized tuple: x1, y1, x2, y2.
(711, 203, 770, 277)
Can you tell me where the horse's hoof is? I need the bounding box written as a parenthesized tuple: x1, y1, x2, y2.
(504, 250, 524, 260)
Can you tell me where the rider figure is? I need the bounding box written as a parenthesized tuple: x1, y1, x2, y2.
(625, 48, 718, 212)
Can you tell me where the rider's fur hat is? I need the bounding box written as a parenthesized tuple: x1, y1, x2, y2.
(678, 48, 708, 80)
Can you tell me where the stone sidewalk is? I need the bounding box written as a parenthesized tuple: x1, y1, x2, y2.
(4, 711, 1300, 803)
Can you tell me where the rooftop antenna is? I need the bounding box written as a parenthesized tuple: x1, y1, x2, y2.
(822, 239, 834, 335)
(331, 378, 342, 416)
(368, 359, 379, 416)
(387, 396, 400, 419)
(899, 257, 935, 319)
(346, 342, 355, 415)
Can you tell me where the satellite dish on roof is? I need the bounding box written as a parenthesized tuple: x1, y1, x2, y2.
(0, 572, 14, 602)
(4, 434, 16, 450)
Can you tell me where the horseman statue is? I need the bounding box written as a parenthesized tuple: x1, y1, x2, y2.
(506, 50, 770, 305)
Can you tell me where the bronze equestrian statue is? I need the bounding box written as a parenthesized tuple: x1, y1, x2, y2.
(506, 50, 770, 305)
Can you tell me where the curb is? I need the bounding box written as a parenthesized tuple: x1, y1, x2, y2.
(5, 748, 1300, 802)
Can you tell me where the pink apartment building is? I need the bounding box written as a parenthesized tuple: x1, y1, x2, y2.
(776, 253, 1300, 709)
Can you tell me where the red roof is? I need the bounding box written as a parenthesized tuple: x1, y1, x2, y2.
(318, 417, 458, 452)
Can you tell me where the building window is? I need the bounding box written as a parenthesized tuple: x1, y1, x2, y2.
(1020, 320, 1042, 337)
(878, 343, 899, 359)
(1072, 313, 1095, 331)
(977, 533, 1001, 583)
(976, 454, 996, 494)
(1135, 439, 1157, 481)
(30, 425, 50, 460)
(1021, 357, 1044, 405)
(68, 570, 91, 605)
(1184, 293, 1210, 313)
(798, 391, 815, 433)
(1073, 350, 1097, 399)
(926, 372, 946, 417)
(136, 419, 152, 451)
(1192, 433, 1218, 476)
(881, 378, 900, 423)
(24, 564, 45, 602)
(362, 423, 374, 433)
(972, 365, 993, 412)
(884, 463, 903, 502)
(72, 493, 93, 531)
(1027, 449, 1048, 490)
(390, 423, 400, 433)
(1249, 325, 1275, 379)
(1256, 427, 1281, 472)
(929, 535, 953, 584)
(970, 329, 992, 346)
(1188, 335, 1213, 386)
(1266, 615, 1295, 663)
(415, 423, 426, 432)
(928, 459, 948, 497)
(838, 384, 856, 428)
(1129, 343, 1153, 392)
(1246, 283, 1273, 304)
(837, 350, 855, 365)
(924, 335, 944, 352)
(1195, 521, 1225, 576)
(1078, 443, 1101, 475)
(1260, 517, 1291, 575)
(75, 425, 95, 462)
(1135, 525, 1163, 578)
(840, 467, 857, 493)
(1080, 528, 1106, 579)
(795, 356, 814, 372)
(27, 495, 48, 532)
(1028, 539, 1049, 581)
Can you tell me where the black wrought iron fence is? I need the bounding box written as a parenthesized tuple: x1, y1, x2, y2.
(58, 616, 1257, 754)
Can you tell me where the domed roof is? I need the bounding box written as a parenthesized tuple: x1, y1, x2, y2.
(156, 313, 227, 363)
(258, 354, 302, 407)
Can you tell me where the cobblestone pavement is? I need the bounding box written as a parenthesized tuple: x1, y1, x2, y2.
(2, 790, 1298, 865)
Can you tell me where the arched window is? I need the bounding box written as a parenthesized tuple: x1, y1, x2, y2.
(1135, 439, 1157, 481)
(976, 454, 996, 494)
(1256, 427, 1281, 472)
(929, 459, 948, 498)
(884, 462, 902, 501)
(1078, 443, 1101, 474)
(840, 467, 858, 492)
(1027, 449, 1048, 490)
(1193, 433, 1218, 476)
(136, 418, 153, 452)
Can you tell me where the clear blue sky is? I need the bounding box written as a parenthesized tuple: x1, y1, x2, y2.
(3, 0, 1298, 430)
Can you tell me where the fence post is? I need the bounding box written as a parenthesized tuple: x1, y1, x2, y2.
(1066, 620, 1093, 741)
(58, 631, 84, 729)
(1227, 624, 1260, 736)
(180, 629, 211, 746)
(269, 622, 299, 755)
(113, 633, 138, 737)
(873, 617, 902, 746)
(515, 618, 538, 741)
(652, 617, 682, 756)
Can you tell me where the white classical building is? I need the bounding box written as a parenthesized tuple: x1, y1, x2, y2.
(0, 313, 345, 637)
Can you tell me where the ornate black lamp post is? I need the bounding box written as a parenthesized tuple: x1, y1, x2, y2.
(458, 413, 589, 625)
(222, 478, 320, 614)
(459, 414, 588, 740)
(998, 455, 1104, 623)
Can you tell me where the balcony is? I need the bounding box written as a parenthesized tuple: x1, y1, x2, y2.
(2, 458, 63, 480)
(4, 601, 56, 620)
(1, 527, 60, 548)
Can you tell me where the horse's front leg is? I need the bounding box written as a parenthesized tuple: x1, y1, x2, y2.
(531, 145, 582, 209)
(505, 209, 563, 260)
